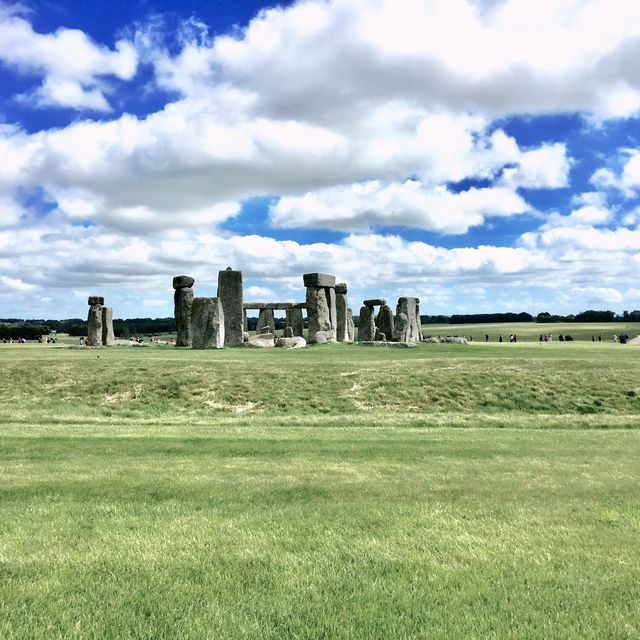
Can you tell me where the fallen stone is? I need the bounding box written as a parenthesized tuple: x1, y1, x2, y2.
(275, 336, 307, 349)
(357, 341, 417, 348)
(172, 275, 195, 289)
(313, 330, 335, 344)
(440, 336, 468, 344)
(244, 333, 275, 348)
(191, 297, 225, 349)
(423, 336, 440, 343)
(627, 335, 640, 345)
(363, 298, 386, 307)
(303, 272, 336, 287)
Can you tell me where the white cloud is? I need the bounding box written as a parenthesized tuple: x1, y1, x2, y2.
(0, 3, 137, 111)
(270, 180, 528, 233)
(499, 143, 571, 189)
(591, 150, 640, 198)
(245, 285, 275, 299)
(571, 287, 624, 304)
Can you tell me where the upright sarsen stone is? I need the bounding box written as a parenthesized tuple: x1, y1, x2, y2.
(306, 286, 332, 342)
(357, 305, 376, 342)
(191, 297, 225, 349)
(336, 287, 351, 342)
(87, 300, 103, 347)
(286, 307, 304, 337)
(102, 307, 115, 346)
(347, 308, 355, 343)
(217, 268, 243, 346)
(256, 308, 275, 334)
(376, 304, 394, 342)
(395, 297, 421, 343)
(174, 286, 194, 347)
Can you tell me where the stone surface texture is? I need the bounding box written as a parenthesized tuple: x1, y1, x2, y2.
(191, 297, 225, 349)
(88, 296, 104, 306)
(396, 297, 422, 343)
(376, 304, 394, 342)
(256, 308, 275, 335)
(358, 305, 376, 342)
(244, 333, 275, 348)
(174, 286, 194, 347)
(217, 268, 243, 346)
(87, 304, 103, 347)
(357, 341, 416, 348)
(336, 292, 351, 342)
(363, 298, 386, 307)
(393, 312, 409, 342)
(172, 275, 195, 289)
(286, 308, 304, 337)
(312, 330, 335, 344)
(306, 286, 332, 342)
(335, 282, 348, 295)
(303, 273, 336, 287)
(284, 326, 294, 338)
(101, 307, 115, 346)
(347, 309, 355, 342)
(275, 336, 307, 349)
(326, 286, 337, 337)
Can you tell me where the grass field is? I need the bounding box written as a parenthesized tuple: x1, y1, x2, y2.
(1, 328, 639, 638)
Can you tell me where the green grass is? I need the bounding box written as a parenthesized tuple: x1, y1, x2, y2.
(1, 332, 639, 638)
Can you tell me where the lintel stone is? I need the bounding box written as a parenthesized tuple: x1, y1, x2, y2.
(243, 302, 294, 310)
(88, 296, 104, 306)
(173, 275, 195, 289)
(363, 298, 386, 307)
(303, 273, 336, 287)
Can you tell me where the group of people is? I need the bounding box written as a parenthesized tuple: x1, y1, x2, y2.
(615, 332, 630, 344)
(2, 337, 27, 343)
(492, 334, 518, 343)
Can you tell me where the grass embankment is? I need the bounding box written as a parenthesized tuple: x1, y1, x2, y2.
(1, 339, 639, 638)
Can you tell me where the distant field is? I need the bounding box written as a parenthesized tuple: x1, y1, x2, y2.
(0, 339, 639, 638)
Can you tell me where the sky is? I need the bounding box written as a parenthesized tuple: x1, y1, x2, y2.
(2, 0, 640, 320)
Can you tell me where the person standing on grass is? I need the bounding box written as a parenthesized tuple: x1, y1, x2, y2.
(499, 334, 503, 343)
(485, 334, 489, 342)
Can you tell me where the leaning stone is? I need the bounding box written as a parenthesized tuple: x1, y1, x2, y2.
(102, 307, 115, 346)
(217, 268, 243, 346)
(284, 326, 294, 338)
(303, 272, 336, 287)
(306, 286, 331, 342)
(172, 275, 195, 289)
(87, 304, 103, 347)
(363, 298, 386, 307)
(357, 305, 376, 342)
(376, 304, 394, 341)
(275, 336, 307, 349)
(88, 296, 104, 306)
(174, 286, 194, 347)
(191, 297, 225, 349)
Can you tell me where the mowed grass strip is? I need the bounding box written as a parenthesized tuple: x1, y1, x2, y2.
(0, 426, 639, 639)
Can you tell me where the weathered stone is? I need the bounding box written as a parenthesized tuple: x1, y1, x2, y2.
(313, 330, 334, 344)
(396, 297, 421, 343)
(191, 297, 225, 349)
(284, 326, 294, 338)
(174, 286, 194, 347)
(243, 302, 294, 310)
(363, 298, 386, 307)
(217, 268, 243, 346)
(292, 302, 307, 310)
(376, 304, 394, 341)
(88, 296, 104, 306)
(423, 336, 440, 343)
(357, 305, 376, 342)
(357, 341, 417, 348)
(303, 272, 336, 288)
(275, 336, 306, 349)
(326, 286, 337, 337)
(375, 330, 386, 341)
(306, 287, 331, 342)
(40, 335, 48, 343)
(172, 275, 195, 289)
(101, 307, 115, 346)
(260, 326, 271, 334)
(336, 292, 351, 342)
(243, 331, 250, 342)
(335, 282, 347, 295)
(243, 310, 248, 332)
(256, 308, 275, 335)
(393, 312, 409, 342)
(87, 304, 103, 347)
(440, 336, 468, 344)
(347, 308, 355, 342)
(286, 308, 304, 337)
(244, 333, 275, 348)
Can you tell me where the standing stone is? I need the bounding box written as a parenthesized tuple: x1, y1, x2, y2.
(173, 275, 195, 347)
(377, 304, 394, 342)
(286, 307, 304, 337)
(217, 268, 243, 346)
(102, 307, 115, 346)
(347, 309, 355, 343)
(284, 326, 294, 338)
(326, 287, 337, 338)
(87, 301, 103, 347)
(358, 306, 376, 342)
(306, 286, 331, 342)
(396, 297, 421, 343)
(243, 310, 248, 332)
(191, 297, 225, 349)
(336, 291, 351, 342)
(393, 312, 409, 342)
(39, 335, 48, 344)
(174, 287, 194, 347)
(256, 308, 275, 335)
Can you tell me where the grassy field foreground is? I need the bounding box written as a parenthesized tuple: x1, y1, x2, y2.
(0, 339, 639, 638)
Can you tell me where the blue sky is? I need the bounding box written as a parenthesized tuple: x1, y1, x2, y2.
(2, 0, 640, 320)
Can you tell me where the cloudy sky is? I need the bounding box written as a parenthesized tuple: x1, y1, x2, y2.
(2, 0, 640, 320)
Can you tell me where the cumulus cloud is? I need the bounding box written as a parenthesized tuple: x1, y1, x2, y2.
(591, 150, 640, 198)
(0, 2, 137, 111)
